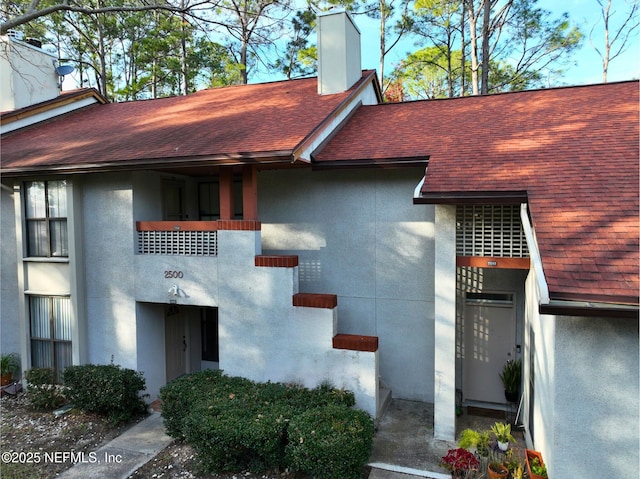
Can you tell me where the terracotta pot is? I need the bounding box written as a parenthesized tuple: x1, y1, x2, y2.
(0, 373, 12, 386)
(526, 449, 548, 479)
(487, 463, 509, 479)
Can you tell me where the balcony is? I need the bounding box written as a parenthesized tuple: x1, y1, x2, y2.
(136, 220, 261, 256)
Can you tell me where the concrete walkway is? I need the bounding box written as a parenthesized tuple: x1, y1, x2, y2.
(56, 411, 172, 479)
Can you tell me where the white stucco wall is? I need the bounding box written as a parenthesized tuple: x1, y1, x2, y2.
(553, 316, 639, 478)
(1, 185, 21, 362)
(259, 168, 435, 402)
(82, 174, 137, 369)
(433, 204, 456, 440)
(523, 269, 555, 460)
(523, 266, 639, 478)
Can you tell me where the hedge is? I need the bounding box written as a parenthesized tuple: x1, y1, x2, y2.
(24, 368, 66, 411)
(286, 404, 374, 479)
(63, 363, 148, 424)
(159, 371, 370, 477)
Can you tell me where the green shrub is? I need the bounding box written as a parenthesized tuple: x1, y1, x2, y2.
(160, 369, 252, 438)
(286, 404, 374, 479)
(183, 402, 292, 473)
(63, 363, 148, 424)
(160, 371, 365, 476)
(24, 368, 66, 411)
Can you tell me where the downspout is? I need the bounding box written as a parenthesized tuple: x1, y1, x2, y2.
(413, 175, 426, 199)
(520, 203, 550, 304)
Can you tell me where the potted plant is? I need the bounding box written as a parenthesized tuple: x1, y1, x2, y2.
(488, 460, 509, 479)
(491, 422, 516, 451)
(504, 449, 526, 479)
(458, 428, 491, 456)
(0, 353, 20, 386)
(526, 449, 548, 478)
(499, 358, 522, 402)
(439, 447, 480, 478)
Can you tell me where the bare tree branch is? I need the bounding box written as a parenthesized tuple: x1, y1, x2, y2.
(1, 1, 214, 35)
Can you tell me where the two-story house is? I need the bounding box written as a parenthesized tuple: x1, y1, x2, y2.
(1, 11, 638, 479)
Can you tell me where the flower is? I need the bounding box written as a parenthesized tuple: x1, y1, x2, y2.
(439, 447, 480, 475)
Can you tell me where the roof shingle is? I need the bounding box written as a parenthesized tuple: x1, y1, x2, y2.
(315, 81, 639, 305)
(1, 73, 374, 172)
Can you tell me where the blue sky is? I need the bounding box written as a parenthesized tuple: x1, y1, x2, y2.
(356, 0, 639, 86)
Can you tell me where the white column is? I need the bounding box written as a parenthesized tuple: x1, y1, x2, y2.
(433, 204, 457, 440)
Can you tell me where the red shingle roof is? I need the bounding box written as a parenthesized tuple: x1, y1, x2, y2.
(1, 72, 376, 173)
(315, 81, 639, 306)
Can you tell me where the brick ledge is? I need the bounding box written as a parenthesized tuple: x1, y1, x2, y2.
(292, 293, 337, 309)
(255, 255, 299, 267)
(332, 334, 378, 352)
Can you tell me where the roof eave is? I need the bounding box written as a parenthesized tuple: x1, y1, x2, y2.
(413, 190, 528, 205)
(312, 157, 429, 170)
(1, 88, 107, 125)
(292, 70, 381, 162)
(0, 150, 295, 177)
(540, 299, 639, 319)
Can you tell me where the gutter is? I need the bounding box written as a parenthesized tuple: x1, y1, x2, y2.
(413, 175, 425, 199)
(520, 203, 638, 319)
(520, 203, 550, 304)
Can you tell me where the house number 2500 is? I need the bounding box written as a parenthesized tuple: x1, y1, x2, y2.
(164, 270, 184, 279)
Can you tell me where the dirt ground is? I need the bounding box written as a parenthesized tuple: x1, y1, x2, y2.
(0, 392, 348, 479)
(0, 392, 136, 478)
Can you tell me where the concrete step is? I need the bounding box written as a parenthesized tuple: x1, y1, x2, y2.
(378, 385, 392, 419)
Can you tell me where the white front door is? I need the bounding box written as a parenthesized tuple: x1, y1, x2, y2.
(165, 310, 188, 382)
(463, 292, 516, 404)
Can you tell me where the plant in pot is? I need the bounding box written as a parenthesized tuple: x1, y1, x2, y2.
(458, 428, 491, 457)
(504, 449, 526, 479)
(526, 449, 548, 478)
(491, 422, 516, 451)
(0, 353, 20, 386)
(499, 358, 522, 402)
(439, 447, 479, 479)
(487, 460, 509, 479)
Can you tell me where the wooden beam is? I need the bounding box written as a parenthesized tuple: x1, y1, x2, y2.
(456, 256, 530, 269)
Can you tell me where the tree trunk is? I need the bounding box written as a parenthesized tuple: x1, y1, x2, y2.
(602, 0, 610, 82)
(466, 0, 480, 95)
(97, 20, 108, 98)
(480, 0, 491, 94)
(379, 0, 387, 87)
(180, 0, 189, 94)
(460, 2, 466, 96)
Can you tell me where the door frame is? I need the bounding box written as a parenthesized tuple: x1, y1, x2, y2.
(461, 290, 518, 407)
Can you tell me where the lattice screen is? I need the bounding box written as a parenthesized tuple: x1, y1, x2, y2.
(137, 230, 218, 256)
(456, 205, 529, 258)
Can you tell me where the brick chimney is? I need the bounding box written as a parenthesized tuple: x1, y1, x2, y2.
(317, 10, 362, 95)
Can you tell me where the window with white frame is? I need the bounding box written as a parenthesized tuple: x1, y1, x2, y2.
(29, 296, 72, 382)
(25, 180, 68, 257)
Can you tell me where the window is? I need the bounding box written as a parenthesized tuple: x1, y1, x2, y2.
(197, 176, 243, 220)
(25, 180, 68, 257)
(29, 296, 72, 382)
(198, 181, 220, 220)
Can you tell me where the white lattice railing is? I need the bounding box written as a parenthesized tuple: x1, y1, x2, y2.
(456, 205, 529, 258)
(136, 222, 218, 256)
